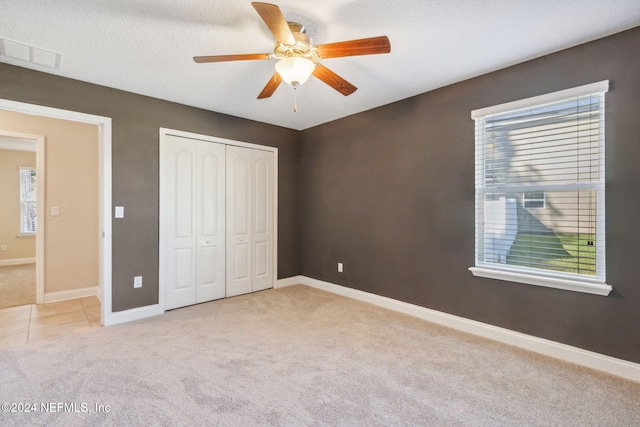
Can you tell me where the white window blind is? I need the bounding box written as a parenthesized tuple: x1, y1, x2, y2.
(469, 81, 610, 296)
(19, 167, 37, 235)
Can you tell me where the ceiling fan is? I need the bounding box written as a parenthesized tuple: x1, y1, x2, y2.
(194, 2, 391, 102)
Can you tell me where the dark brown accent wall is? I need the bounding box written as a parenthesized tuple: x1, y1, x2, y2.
(300, 26, 640, 363)
(0, 63, 300, 312)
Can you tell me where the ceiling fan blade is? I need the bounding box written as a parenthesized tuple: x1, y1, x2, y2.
(316, 36, 391, 59)
(251, 2, 295, 45)
(312, 64, 357, 96)
(193, 53, 271, 63)
(257, 72, 283, 99)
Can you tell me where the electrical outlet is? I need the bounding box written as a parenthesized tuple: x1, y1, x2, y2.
(0, 244, 7, 252)
(337, 262, 343, 273)
(134, 276, 142, 288)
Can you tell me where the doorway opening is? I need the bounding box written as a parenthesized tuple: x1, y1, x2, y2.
(0, 98, 113, 326)
(0, 130, 43, 309)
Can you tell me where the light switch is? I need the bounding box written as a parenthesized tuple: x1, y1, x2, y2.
(115, 206, 124, 218)
(51, 206, 60, 217)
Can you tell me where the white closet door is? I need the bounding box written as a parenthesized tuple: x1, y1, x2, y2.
(161, 135, 225, 310)
(226, 146, 274, 297)
(196, 142, 226, 303)
(226, 146, 253, 297)
(251, 149, 274, 292)
(161, 136, 197, 309)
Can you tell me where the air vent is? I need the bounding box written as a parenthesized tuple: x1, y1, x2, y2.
(0, 38, 60, 68)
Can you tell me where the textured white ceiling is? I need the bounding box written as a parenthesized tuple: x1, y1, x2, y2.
(1, 0, 639, 130)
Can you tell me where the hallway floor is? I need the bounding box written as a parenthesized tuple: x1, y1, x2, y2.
(0, 264, 36, 310)
(0, 296, 100, 348)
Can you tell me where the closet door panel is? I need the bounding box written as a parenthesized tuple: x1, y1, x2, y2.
(162, 137, 197, 310)
(196, 142, 226, 303)
(226, 146, 253, 297)
(252, 149, 274, 292)
(174, 248, 193, 291)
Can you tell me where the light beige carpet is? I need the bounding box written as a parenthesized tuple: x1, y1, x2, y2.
(0, 264, 36, 309)
(1, 285, 639, 426)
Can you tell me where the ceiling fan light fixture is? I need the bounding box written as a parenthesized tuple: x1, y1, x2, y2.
(194, 3, 391, 100)
(275, 57, 315, 87)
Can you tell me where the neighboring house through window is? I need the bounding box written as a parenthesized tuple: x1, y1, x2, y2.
(469, 81, 611, 296)
(523, 191, 545, 209)
(19, 167, 37, 235)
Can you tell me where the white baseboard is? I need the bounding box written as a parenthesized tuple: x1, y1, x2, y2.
(276, 275, 304, 288)
(44, 286, 98, 303)
(286, 275, 640, 383)
(0, 257, 36, 267)
(103, 304, 163, 327)
(104, 276, 302, 327)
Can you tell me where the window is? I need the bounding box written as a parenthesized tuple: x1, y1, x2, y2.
(523, 192, 545, 209)
(469, 81, 610, 296)
(19, 167, 37, 235)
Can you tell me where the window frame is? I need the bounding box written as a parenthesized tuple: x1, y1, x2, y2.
(469, 81, 611, 296)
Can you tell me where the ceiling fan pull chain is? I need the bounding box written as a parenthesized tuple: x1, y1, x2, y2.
(293, 87, 298, 113)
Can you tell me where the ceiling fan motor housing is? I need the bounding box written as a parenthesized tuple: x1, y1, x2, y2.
(274, 22, 317, 61)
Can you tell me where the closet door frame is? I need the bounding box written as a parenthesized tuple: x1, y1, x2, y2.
(158, 128, 278, 313)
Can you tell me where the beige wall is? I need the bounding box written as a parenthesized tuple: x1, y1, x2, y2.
(0, 111, 99, 293)
(0, 148, 36, 261)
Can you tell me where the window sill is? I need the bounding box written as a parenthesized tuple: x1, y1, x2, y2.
(17, 233, 36, 238)
(468, 267, 611, 296)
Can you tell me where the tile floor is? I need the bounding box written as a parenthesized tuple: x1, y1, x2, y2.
(0, 297, 101, 348)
